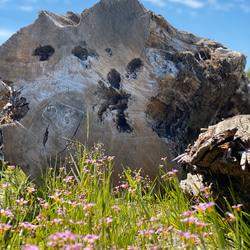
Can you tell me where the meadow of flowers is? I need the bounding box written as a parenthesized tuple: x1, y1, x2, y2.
(0, 142, 249, 249)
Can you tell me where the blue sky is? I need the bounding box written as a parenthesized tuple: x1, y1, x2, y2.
(0, 0, 249, 70)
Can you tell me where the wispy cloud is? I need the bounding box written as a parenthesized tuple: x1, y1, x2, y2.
(25, 0, 40, 3)
(168, 0, 204, 8)
(0, 0, 11, 3)
(19, 5, 35, 11)
(0, 0, 10, 8)
(0, 29, 14, 39)
(163, 0, 249, 13)
(143, 0, 166, 7)
(239, 3, 250, 13)
(207, 0, 234, 11)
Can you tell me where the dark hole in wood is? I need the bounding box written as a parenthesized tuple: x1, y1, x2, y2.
(0, 91, 29, 124)
(96, 81, 132, 133)
(72, 46, 89, 61)
(72, 45, 98, 62)
(127, 58, 143, 73)
(126, 58, 144, 79)
(32, 45, 55, 61)
(107, 69, 121, 89)
(105, 48, 113, 56)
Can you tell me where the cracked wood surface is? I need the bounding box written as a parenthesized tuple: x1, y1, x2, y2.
(177, 115, 250, 208)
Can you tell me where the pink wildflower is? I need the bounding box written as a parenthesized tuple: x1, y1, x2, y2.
(111, 206, 121, 212)
(64, 243, 83, 249)
(113, 186, 119, 194)
(76, 221, 87, 225)
(20, 222, 39, 230)
(232, 204, 243, 211)
(167, 169, 178, 175)
(27, 187, 35, 193)
(180, 216, 198, 225)
(203, 232, 213, 238)
(48, 230, 79, 242)
(40, 202, 50, 208)
(106, 217, 113, 225)
(50, 218, 63, 225)
(128, 188, 136, 194)
(83, 203, 96, 211)
(48, 192, 62, 201)
(177, 231, 199, 244)
(120, 183, 128, 189)
(83, 234, 100, 243)
(35, 213, 46, 222)
(194, 201, 215, 212)
(66, 200, 81, 208)
(7, 165, 15, 170)
(83, 246, 96, 250)
(95, 163, 103, 168)
(159, 225, 174, 236)
(136, 175, 142, 182)
(138, 229, 154, 238)
(108, 156, 115, 161)
(137, 221, 143, 226)
(63, 176, 74, 182)
(150, 217, 159, 223)
(23, 244, 40, 250)
(2, 183, 11, 189)
(37, 197, 45, 204)
(58, 207, 66, 216)
(180, 210, 196, 218)
(16, 198, 28, 206)
(0, 223, 12, 233)
(195, 221, 210, 229)
(59, 167, 66, 173)
(0, 209, 14, 219)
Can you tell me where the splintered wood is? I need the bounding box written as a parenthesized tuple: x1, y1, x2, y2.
(177, 115, 250, 208)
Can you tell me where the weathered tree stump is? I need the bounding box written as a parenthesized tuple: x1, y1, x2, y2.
(0, 0, 249, 184)
(177, 115, 250, 208)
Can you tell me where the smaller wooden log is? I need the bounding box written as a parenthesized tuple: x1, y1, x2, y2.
(177, 115, 250, 209)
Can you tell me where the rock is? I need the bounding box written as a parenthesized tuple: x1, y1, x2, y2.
(176, 115, 250, 208)
(0, 0, 249, 184)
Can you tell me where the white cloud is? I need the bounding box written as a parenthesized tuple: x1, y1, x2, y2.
(233, 0, 245, 2)
(0, 0, 10, 8)
(143, 0, 166, 7)
(25, 0, 40, 3)
(0, 0, 11, 3)
(207, 0, 234, 11)
(240, 3, 250, 13)
(168, 0, 204, 8)
(19, 5, 35, 11)
(0, 29, 14, 39)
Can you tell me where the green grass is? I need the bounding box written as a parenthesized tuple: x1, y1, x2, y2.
(0, 142, 249, 250)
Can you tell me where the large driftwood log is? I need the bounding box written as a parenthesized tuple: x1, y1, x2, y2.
(177, 115, 250, 208)
(0, 0, 249, 184)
